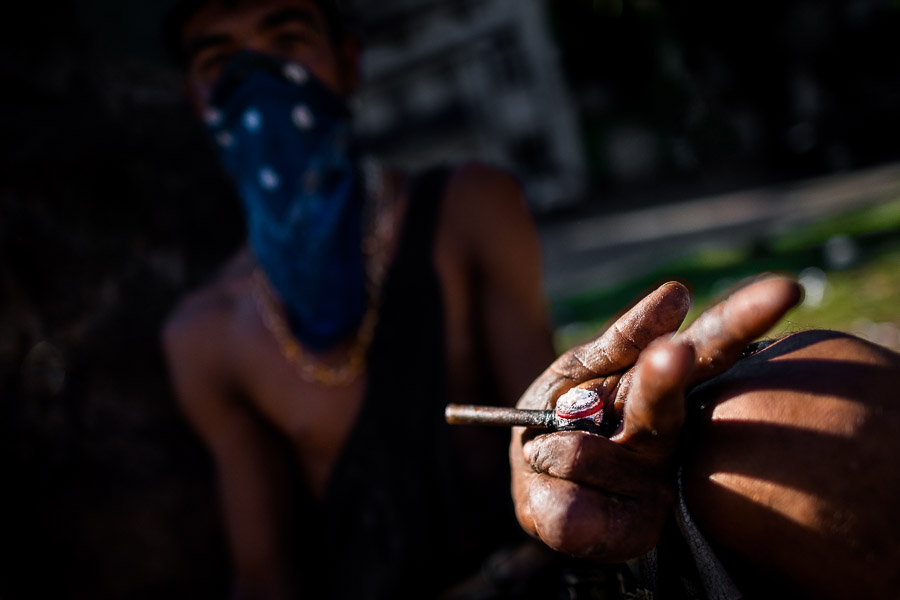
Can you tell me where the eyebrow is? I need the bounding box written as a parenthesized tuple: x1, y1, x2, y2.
(183, 7, 325, 64)
(184, 33, 234, 64)
(258, 7, 324, 33)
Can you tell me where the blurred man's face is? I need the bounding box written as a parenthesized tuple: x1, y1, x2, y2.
(181, 0, 352, 107)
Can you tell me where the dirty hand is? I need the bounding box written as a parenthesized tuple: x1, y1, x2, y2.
(510, 276, 802, 561)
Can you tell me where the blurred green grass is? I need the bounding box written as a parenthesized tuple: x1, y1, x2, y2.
(551, 197, 900, 352)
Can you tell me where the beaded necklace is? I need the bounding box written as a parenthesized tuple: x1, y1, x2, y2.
(250, 161, 395, 386)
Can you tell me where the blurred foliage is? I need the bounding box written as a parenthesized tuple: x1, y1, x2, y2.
(552, 198, 900, 352)
(770, 199, 900, 253)
(779, 249, 900, 331)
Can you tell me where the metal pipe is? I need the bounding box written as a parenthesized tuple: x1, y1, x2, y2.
(446, 393, 610, 435)
(444, 404, 556, 428)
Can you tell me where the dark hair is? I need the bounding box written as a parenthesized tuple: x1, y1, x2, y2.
(162, 0, 351, 67)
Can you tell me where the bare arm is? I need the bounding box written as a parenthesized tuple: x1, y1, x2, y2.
(682, 329, 900, 599)
(435, 163, 558, 562)
(162, 302, 296, 600)
(444, 162, 557, 405)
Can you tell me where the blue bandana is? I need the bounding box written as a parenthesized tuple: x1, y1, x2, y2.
(204, 51, 367, 352)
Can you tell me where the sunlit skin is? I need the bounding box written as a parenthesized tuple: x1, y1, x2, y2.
(163, 1, 556, 598)
(511, 276, 900, 599)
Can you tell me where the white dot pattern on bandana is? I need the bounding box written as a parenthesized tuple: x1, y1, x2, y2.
(258, 167, 281, 191)
(292, 104, 315, 130)
(283, 63, 309, 85)
(216, 131, 235, 148)
(303, 169, 320, 194)
(204, 107, 223, 127)
(243, 108, 262, 132)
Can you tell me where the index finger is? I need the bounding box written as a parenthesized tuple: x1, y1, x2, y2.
(680, 274, 802, 384)
(517, 281, 691, 412)
(551, 281, 692, 382)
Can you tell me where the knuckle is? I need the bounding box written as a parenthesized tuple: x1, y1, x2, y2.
(529, 441, 548, 473)
(540, 436, 580, 479)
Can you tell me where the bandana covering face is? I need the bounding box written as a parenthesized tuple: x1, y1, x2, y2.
(204, 51, 366, 352)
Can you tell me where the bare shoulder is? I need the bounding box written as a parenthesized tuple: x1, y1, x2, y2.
(687, 329, 900, 411)
(163, 282, 235, 351)
(438, 161, 537, 256)
(443, 161, 529, 220)
(683, 330, 900, 599)
(738, 328, 898, 365)
(445, 161, 525, 202)
(161, 250, 253, 381)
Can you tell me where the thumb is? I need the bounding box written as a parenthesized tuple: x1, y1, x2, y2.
(615, 338, 694, 459)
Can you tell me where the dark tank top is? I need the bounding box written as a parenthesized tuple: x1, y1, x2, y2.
(303, 167, 518, 599)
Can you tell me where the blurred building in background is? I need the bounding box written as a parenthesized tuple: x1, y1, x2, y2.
(549, 0, 900, 212)
(346, 0, 588, 212)
(51, 0, 900, 215)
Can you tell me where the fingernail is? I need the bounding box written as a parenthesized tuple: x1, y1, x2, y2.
(648, 344, 674, 370)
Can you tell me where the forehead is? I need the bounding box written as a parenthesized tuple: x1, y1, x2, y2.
(181, 0, 327, 42)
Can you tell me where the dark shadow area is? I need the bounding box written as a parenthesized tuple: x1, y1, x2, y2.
(1, 2, 244, 597)
(548, 0, 900, 216)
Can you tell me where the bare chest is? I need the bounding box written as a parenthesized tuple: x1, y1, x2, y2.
(234, 301, 368, 497)
(228, 202, 478, 497)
